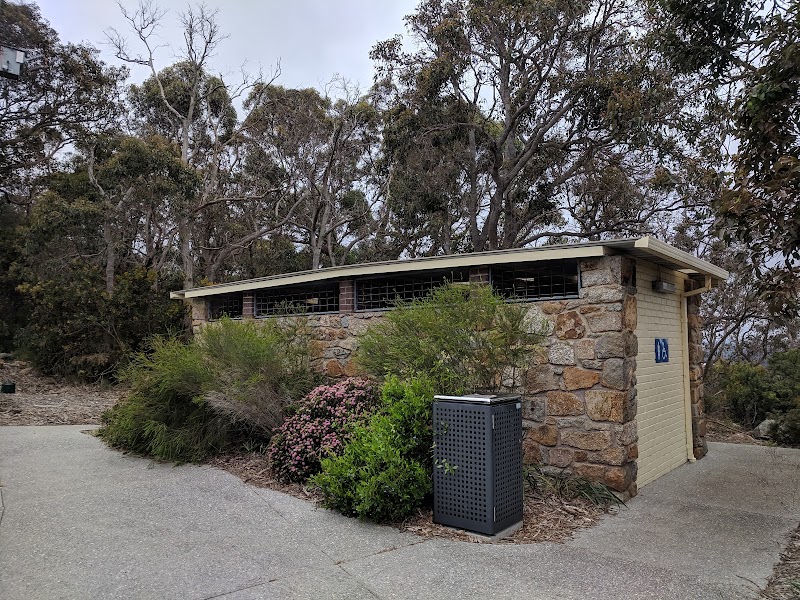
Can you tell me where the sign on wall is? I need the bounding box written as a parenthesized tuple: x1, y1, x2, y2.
(655, 338, 669, 363)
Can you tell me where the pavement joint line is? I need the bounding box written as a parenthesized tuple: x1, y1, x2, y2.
(239, 483, 344, 565)
(0, 486, 5, 530)
(334, 562, 384, 599)
(194, 578, 274, 600)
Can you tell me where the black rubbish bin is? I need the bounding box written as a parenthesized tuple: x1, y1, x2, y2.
(432, 393, 523, 536)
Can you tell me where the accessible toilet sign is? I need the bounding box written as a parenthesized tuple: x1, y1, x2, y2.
(655, 338, 669, 363)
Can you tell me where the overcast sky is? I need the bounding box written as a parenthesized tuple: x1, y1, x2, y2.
(36, 0, 417, 92)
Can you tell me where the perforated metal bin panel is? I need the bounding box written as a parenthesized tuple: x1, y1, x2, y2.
(432, 395, 523, 535)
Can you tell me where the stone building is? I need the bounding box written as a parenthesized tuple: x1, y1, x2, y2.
(171, 237, 727, 498)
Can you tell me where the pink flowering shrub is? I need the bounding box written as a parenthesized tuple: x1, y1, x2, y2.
(269, 378, 379, 482)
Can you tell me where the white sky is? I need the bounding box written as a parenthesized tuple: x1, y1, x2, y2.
(35, 0, 417, 93)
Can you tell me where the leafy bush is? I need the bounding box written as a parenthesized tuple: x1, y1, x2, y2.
(269, 378, 380, 482)
(310, 376, 435, 522)
(99, 318, 315, 462)
(710, 361, 776, 426)
(199, 317, 317, 432)
(710, 349, 800, 430)
(770, 408, 800, 446)
(356, 283, 544, 394)
(99, 336, 224, 462)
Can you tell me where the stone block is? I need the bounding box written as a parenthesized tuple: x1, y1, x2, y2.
(523, 397, 546, 422)
(325, 360, 343, 377)
(585, 310, 623, 333)
(585, 390, 626, 422)
(342, 360, 361, 376)
(540, 301, 567, 314)
(572, 463, 606, 481)
(528, 424, 558, 447)
(574, 338, 595, 360)
(562, 367, 601, 390)
(595, 332, 626, 359)
(546, 391, 583, 416)
(623, 294, 637, 330)
(581, 360, 604, 370)
(617, 421, 638, 445)
(601, 358, 636, 390)
(604, 463, 637, 492)
(590, 446, 627, 466)
(525, 365, 559, 393)
(548, 447, 573, 468)
(549, 341, 576, 365)
(579, 305, 602, 314)
(585, 285, 625, 303)
(555, 311, 586, 339)
(580, 269, 614, 287)
(627, 444, 639, 460)
(522, 435, 542, 463)
(561, 430, 612, 451)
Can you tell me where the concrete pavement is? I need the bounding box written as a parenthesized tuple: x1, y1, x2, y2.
(1, 425, 798, 599)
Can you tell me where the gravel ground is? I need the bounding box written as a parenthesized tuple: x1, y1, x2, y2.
(0, 359, 120, 426)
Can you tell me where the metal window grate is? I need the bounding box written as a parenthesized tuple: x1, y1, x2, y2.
(491, 259, 579, 301)
(209, 293, 243, 320)
(255, 283, 339, 316)
(355, 269, 470, 311)
(432, 397, 522, 535)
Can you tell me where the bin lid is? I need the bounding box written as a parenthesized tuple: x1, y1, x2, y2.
(433, 393, 521, 405)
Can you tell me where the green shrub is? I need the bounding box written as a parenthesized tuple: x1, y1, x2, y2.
(269, 378, 380, 482)
(770, 407, 800, 446)
(99, 337, 224, 461)
(711, 361, 776, 426)
(310, 376, 435, 522)
(356, 283, 544, 394)
(198, 317, 317, 432)
(99, 318, 316, 462)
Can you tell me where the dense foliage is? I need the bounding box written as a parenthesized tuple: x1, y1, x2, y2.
(357, 283, 544, 394)
(269, 378, 380, 482)
(310, 377, 435, 522)
(710, 349, 800, 445)
(99, 319, 315, 461)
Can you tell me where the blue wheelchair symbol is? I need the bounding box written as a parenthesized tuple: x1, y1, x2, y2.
(655, 338, 669, 363)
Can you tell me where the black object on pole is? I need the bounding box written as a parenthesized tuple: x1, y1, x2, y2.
(432, 394, 523, 536)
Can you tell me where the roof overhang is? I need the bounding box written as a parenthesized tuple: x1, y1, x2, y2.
(169, 236, 729, 300)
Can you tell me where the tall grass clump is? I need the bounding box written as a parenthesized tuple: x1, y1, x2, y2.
(99, 317, 316, 462)
(356, 283, 545, 393)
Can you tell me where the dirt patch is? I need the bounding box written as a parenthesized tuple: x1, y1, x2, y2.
(213, 451, 616, 544)
(706, 416, 765, 446)
(0, 359, 121, 426)
(762, 524, 800, 599)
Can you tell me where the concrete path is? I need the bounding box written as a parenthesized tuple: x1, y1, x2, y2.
(1, 426, 798, 600)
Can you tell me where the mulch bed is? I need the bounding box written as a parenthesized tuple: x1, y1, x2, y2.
(0, 359, 121, 426)
(762, 525, 800, 599)
(705, 416, 765, 446)
(212, 451, 616, 544)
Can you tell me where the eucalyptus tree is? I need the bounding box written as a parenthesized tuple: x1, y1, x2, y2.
(372, 0, 726, 252)
(0, 1, 125, 208)
(241, 82, 383, 270)
(108, 1, 294, 286)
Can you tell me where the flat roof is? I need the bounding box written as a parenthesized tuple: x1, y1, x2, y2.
(170, 236, 729, 299)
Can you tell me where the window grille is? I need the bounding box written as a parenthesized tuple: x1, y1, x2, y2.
(355, 269, 470, 311)
(255, 283, 339, 316)
(491, 259, 579, 301)
(209, 293, 243, 320)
